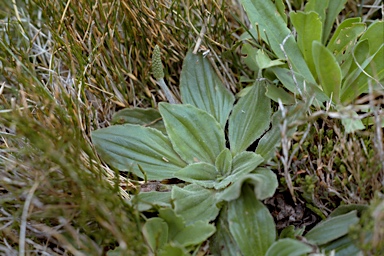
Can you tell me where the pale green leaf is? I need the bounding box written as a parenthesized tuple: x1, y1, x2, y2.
(228, 185, 276, 256)
(291, 11, 322, 77)
(215, 148, 232, 176)
(305, 210, 359, 245)
(209, 206, 242, 256)
(275, 0, 287, 24)
(217, 168, 278, 202)
(327, 19, 365, 64)
(266, 238, 313, 256)
(255, 49, 284, 70)
(132, 191, 172, 211)
(256, 103, 308, 161)
(158, 208, 216, 247)
(159, 244, 189, 256)
(172, 184, 220, 224)
(180, 51, 235, 128)
(159, 103, 225, 164)
(322, 0, 348, 43)
(91, 125, 186, 180)
(312, 41, 342, 102)
(240, 0, 315, 83)
(265, 81, 296, 105)
(359, 20, 384, 55)
(142, 218, 168, 252)
(271, 67, 329, 106)
(304, 0, 328, 25)
(321, 235, 361, 255)
(174, 162, 218, 188)
(228, 80, 271, 154)
(241, 43, 259, 72)
(215, 151, 264, 190)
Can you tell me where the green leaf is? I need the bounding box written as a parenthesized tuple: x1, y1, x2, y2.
(174, 162, 218, 188)
(271, 67, 329, 106)
(228, 80, 271, 154)
(159, 244, 189, 256)
(172, 184, 220, 224)
(321, 235, 361, 255)
(217, 168, 277, 202)
(360, 20, 384, 55)
(304, 0, 328, 25)
(215, 148, 232, 176)
(305, 210, 359, 245)
(255, 49, 285, 71)
(266, 238, 313, 256)
(180, 51, 235, 128)
(312, 41, 342, 102)
(322, 0, 348, 43)
(210, 206, 242, 256)
(159, 103, 225, 164)
(228, 185, 276, 256)
(215, 152, 264, 190)
(142, 218, 168, 252)
(111, 107, 166, 133)
(241, 43, 260, 72)
(91, 125, 186, 180)
(265, 81, 296, 105)
(240, 0, 315, 84)
(327, 19, 365, 64)
(256, 103, 308, 162)
(158, 208, 216, 247)
(132, 191, 172, 211)
(290, 11, 322, 78)
(341, 44, 384, 103)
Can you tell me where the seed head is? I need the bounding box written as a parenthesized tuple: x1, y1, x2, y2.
(152, 45, 164, 80)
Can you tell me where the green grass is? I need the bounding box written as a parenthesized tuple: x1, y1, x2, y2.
(0, 0, 383, 254)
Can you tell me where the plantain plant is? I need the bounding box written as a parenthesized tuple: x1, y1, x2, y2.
(240, 0, 384, 132)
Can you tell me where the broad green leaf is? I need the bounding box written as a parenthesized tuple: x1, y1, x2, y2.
(265, 80, 296, 105)
(360, 20, 384, 55)
(327, 19, 365, 64)
(179, 51, 235, 128)
(215, 148, 232, 176)
(159, 103, 225, 164)
(132, 191, 172, 211)
(321, 235, 361, 255)
(272, 67, 329, 106)
(329, 204, 368, 217)
(305, 210, 359, 245)
(215, 151, 264, 190)
(217, 168, 278, 202)
(312, 41, 342, 102)
(256, 103, 308, 161)
(240, 0, 315, 84)
(172, 184, 220, 224)
(266, 238, 313, 256)
(111, 108, 165, 134)
(255, 49, 285, 71)
(327, 17, 363, 51)
(275, 0, 287, 24)
(158, 208, 216, 247)
(228, 185, 276, 256)
(174, 162, 218, 188)
(304, 0, 328, 25)
(159, 244, 189, 256)
(209, 205, 242, 256)
(322, 0, 348, 43)
(142, 218, 168, 252)
(228, 80, 271, 154)
(341, 44, 384, 103)
(291, 11, 322, 78)
(241, 43, 259, 72)
(91, 125, 186, 180)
